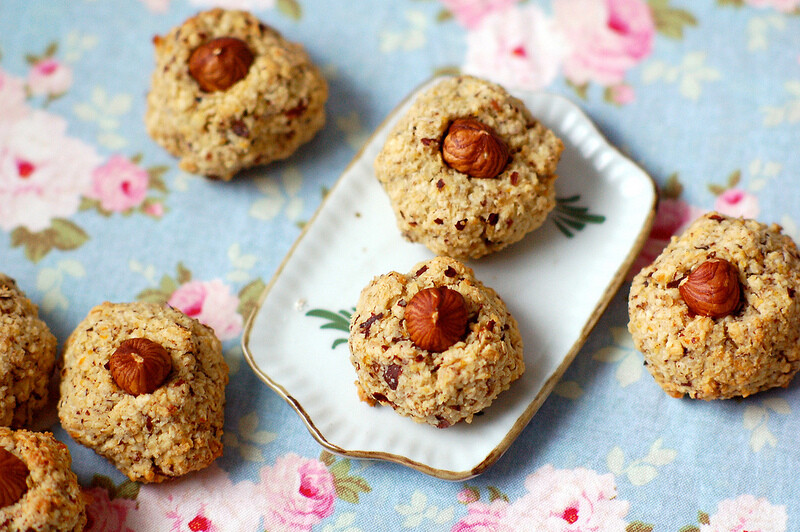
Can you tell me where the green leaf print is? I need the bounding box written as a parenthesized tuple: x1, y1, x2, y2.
(306, 308, 354, 349)
(326, 456, 371, 504)
(552, 196, 606, 238)
(487, 486, 509, 503)
(237, 278, 267, 321)
(626, 522, 654, 532)
(648, 0, 697, 40)
(277, 0, 302, 20)
(10, 219, 89, 263)
(698, 511, 710, 525)
(90, 474, 140, 500)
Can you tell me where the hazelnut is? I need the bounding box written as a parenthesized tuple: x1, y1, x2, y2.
(108, 338, 172, 396)
(0, 448, 29, 508)
(188, 37, 254, 92)
(678, 259, 741, 318)
(405, 287, 468, 352)
(441, 118, 509, 179)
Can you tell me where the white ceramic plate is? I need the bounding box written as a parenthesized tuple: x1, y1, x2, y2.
(243, 77, 656, 480)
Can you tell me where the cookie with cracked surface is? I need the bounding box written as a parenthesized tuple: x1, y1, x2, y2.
(374, 75, 563, 259)
(628, 212, 800, 399)
(145, 8, 328, 180)
(349, 257, 524, 427)
(0, 427, 86, 531)
(57, 302, 229, 483)
(0, 273, 57, 428)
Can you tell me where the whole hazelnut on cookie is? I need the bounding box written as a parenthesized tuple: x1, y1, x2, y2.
(189, 37, 254, 92)
(678, 259, 741, 318)
(442, 118, 509, 178)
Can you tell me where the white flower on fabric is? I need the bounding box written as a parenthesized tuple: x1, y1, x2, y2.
(27, 58, 73, 97)
(0, 69, 29, 136)
(463, 4, 567, 91)
(700, 494, 787, 532)
(0, 110, 100, 232)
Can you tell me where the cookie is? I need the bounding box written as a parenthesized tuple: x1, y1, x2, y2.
(58, 302, 229, 482)
(0, 273, 57, 428)
(0, 428, 86, 531)
(374, 75, 564, 259)
(628, 212, 800, 399)
(145, 8, 328, 180)
(349, 257, 524, 427)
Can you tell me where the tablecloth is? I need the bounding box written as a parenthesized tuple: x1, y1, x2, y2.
(1, 0, 800, 530)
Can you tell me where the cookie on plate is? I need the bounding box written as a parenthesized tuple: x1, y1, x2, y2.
(58, 302, 229, 482)
(145, 8, 328, 180)
(0, 427, 86, 531)
(374, 75, 564, 260)
(349, 257, 524, 427)
(628, 212, 800, 399)
(0, 273, 57, 428)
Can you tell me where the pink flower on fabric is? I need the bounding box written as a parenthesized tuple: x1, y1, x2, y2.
(713, 189, 759, 219)
(27, 58, 73, 97)
(83, 487, 136, 532)
(256, 454, 336, 532)
(139, 0, 171, 12)
(451, 501, 509, 532)
(554, 0, 655, 86)
(0, 69, 29, 135)
(440, 0, 517, 29)
(628, 198, 705, 279)
(0, 109, 100, 232)
(743, 0, 800, 11)
(609, 83, 635, 105)
(168, 280, 243, 341)
(500, 465, 630, 531)
(700, 494, 787, 532)
(131, 465, 260, 530)
(457, 488, 481, 505)
(144, 201, 165, 218)
(463, 3, 567, 90)
(87, 155, 149, 212)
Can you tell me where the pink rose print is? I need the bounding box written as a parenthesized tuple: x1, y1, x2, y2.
(27, 58, 73, 97)
(0, 69, 29, 133)
(168, 280, 243, 341)
(700, 494, 787, 532)
(255, 453, 336, 532)
(554, 0, 655, 86)
(87, 155, 149, 212)
(83, 487, 136, 532)
(609, 83, 635, 105)
(463, 3, 567, 90)
(743, 0, 800, 11)
(132, 465, 260, 530)
(144, 201, 165, 218)
(713, 189, 759, 219)
(457, 487, 481, 505)
(440, 0, 516, 29)
(0, 109, 101, 232)
(628, 198, 705, 279)
(451, 501, 509, 532)
(500, 465, 630, 531)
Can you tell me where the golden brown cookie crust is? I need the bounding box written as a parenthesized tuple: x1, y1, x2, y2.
(374, 75, 564, 259)
(0, 428, 86, 531)
(349, 257, 524, 427)
(57, 302, 229, 483)
(0, 274, 57, 428)
(145, 8, 328, 180)
(628, 212, 800, 399)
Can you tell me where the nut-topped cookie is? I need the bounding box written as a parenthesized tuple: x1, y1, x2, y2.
(0, 273, 57, 428)
(628, 212, 800, 399)
(349, 257, 524, 427)
(374, 75, 564, 260)
(145, 8, 328, 180)
(58, 302, 229, 483)
(0, 428, 86, 531)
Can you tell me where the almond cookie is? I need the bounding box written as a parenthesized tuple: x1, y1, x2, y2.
(0, 273, 57, 428)
(0, 427, 86, 531)
(145, 8, 328, 180)
(349, 257, 524, 427)
(374, 75, 564, 259)
(628, 212, 800, 399)
(58, 302, 229, 482)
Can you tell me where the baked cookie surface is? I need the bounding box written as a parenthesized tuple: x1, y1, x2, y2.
(0, 428, 86, 531)
(374, 75, 563, 259)
(628, 212, 800, 399)
(0, 274, 57, 428)
(57, 302, 229, 483)
(349, 257, 524, 427)
(145, 8, 328, 180)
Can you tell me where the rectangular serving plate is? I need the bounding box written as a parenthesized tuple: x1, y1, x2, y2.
(243, 76, 656, 480)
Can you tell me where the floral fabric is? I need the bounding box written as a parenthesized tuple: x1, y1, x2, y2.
(1, 0, 799, 530)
